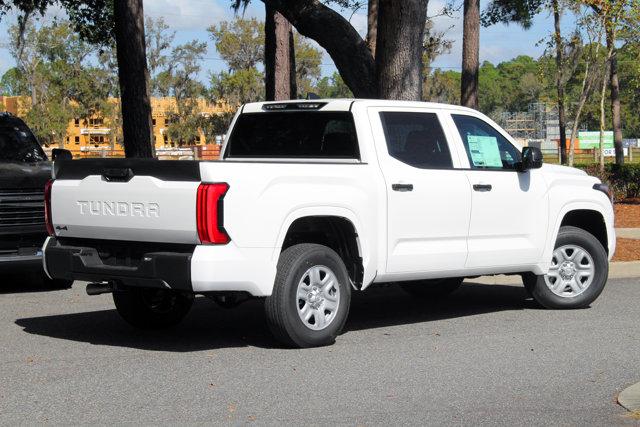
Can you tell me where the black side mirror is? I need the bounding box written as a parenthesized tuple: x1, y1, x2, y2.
(52, 148, 72, 161)
(521, 146, 543, 171)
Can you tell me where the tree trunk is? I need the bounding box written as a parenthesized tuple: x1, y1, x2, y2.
(375, 0, 428, 100)
(568, 43, 599, 167)
(606, 26, 624, 165)
(30, 77, 37, 106)
(461, 0, 479, 109)
(265, 0, 377, 98)
(367, 0, 378, 57)
(599, 60, 610, 173)
(265, 5, 294, 101)
(114, 0, 154, 158)
(552, 0, 567, 164)
(289, 28, 297, 99)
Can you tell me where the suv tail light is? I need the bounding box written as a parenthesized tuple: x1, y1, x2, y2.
(196, 183, 230, 244)
(44, 179, 54, 236)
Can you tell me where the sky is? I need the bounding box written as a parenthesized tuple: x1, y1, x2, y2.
(0, 0, 579, 82)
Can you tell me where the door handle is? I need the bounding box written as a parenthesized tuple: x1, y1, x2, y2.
(392, 183, 414, 192)
(473, 184, 492, 192)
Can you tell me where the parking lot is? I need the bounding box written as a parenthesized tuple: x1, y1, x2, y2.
(1, 274, 639, 425)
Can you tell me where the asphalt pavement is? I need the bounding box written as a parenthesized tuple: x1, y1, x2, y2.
(1, 275, 640, 425)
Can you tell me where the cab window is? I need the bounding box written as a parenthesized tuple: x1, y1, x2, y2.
(380, 112, 453, 169)
(226, 112, 359, 159)
(452, 114, 521, 170)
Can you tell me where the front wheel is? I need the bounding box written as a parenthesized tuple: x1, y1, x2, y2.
(523, 226, 609, 309)
(265, 244, 351, 348)
(113, 287, 194, 329)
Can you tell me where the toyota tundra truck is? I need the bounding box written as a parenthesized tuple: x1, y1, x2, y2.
(42, 100, 615, 347)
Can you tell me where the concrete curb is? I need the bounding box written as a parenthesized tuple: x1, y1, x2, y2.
(470, 261, 640, 285)
(616, 228, 640, 239)
(610, 261, 640, 279)
(619, 382, 640, 412)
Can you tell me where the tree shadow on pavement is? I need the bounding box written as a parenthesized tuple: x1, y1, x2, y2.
(15, 281, 538, 352)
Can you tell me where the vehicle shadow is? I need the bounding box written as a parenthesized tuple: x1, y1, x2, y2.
(15, 281, 537, 352)
(346, 281, 536, 332)
(0, 265, 56, 294)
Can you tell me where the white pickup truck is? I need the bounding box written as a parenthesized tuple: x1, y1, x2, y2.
(43, 99, 615, 347)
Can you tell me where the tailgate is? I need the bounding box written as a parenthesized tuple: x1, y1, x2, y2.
(51, 159, 201, 244)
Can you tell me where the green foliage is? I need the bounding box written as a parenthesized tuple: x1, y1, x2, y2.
(316, 72, 352, 98)
(610, 163, 640, 199)
(479, 55, 545, 114)
(0, 0, 114, 45)
(24, 101, 70, 146)
(207, 17, 326, 103)
(209, 68, 264, 105)
(145, 16, 175, 96)
(162, 39, 208, 145)
(0, 67, 28, 95)
(424, 69, 460, 104)
(4, 18, 117, 145)
(575, 163, 640, 200)
(200, 111, 236, 141)
(481, 0, 546, 28)
(57, 0, 113, 45)
(423, 19, 453, 70)
(423, 55, 546, 114)
(208, 17, 264, 71)
(423, 44, 640, 139)
(294, 34, 323, 96)
(617, 42, 640, 138)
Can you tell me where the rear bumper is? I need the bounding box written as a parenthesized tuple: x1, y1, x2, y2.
(43, 237, 278, 297)
(43, 237, 193, 291)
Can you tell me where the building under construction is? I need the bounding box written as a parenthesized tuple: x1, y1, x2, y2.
(495, 102, 566, 149)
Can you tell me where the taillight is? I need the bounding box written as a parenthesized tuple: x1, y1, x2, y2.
(44, 179, 54, 236)
(196, 183, 230, 244)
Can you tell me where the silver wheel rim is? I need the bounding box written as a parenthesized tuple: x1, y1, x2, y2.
(296, 265, 341, 331)
(544, 244, 595, 298)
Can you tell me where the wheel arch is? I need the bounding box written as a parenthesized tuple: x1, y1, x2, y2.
(274, 210, 368, 289)
(560, 209, 608, 253)
(544, 202, 613, 268)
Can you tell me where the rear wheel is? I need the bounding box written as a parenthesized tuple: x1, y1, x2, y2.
(113, 287, 194, 329)
(400, 277, 463, 298)
(265, 244, 351, 348)
(523, 226, 608, 309)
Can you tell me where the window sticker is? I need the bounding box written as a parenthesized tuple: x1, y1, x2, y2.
(467, 134, 502, 168)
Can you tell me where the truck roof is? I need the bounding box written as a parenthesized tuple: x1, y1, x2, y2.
(242, 99, 480, 114)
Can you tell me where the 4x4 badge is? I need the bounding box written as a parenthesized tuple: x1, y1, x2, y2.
(55, 225, 68, 231)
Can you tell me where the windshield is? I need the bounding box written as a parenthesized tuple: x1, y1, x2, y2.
(226, 112, 359, 159)
(0, 121, 47, 163)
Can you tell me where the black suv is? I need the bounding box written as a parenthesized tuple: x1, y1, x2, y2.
(0, 113, 71, 288)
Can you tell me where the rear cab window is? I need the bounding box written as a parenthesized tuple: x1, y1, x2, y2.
(225, 111, 359, 160)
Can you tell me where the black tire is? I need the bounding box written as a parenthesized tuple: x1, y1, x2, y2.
(400, 277, 463, 298)
(42, 276, 73, 290)
(522, 225, 609, 309)
(265, 244, 351, 348)
(113, 287, 194, 329)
